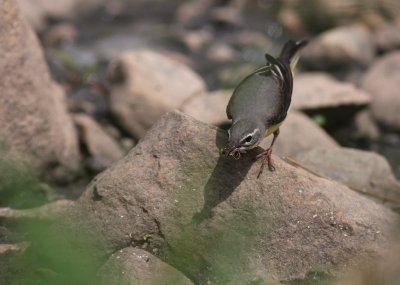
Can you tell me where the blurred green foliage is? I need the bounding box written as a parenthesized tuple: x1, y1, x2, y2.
(3, 218, 102, 285)
(0, 154, 46, 209)
(312, 114, 327, 127)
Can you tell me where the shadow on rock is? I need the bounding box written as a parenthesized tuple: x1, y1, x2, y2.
(192, 128, 257, 224)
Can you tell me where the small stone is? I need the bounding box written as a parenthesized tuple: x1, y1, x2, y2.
(180, 29, 214, 53)
(210, 6, 243, 27)
(43, 23, 77, 45)
(206, 42, 238, 63)
(74, 114, 125, 169)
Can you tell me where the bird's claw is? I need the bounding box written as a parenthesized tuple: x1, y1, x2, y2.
(256, 147, 275, 178)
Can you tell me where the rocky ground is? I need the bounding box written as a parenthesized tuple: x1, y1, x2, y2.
(1, 0, 400, 284)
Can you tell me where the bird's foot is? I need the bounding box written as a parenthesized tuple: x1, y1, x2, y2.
(256, 147, 275, 178)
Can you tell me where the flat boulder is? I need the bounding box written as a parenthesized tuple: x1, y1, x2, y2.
(292, 72, 370, 110)
(291, 72, 371, 128)
(293, 147, 400, 208)
(73, 111, 398, 284)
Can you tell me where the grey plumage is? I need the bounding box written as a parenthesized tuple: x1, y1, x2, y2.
(225, 40, 307, 168)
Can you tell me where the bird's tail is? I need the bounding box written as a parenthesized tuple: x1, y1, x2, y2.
(278, 39, 308, 75)
(279, 39, 308, 64)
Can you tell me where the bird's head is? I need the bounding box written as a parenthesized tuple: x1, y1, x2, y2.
(224, 120, 265, 159)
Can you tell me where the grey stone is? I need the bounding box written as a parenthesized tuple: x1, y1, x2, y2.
(74, 114, 125, 169)
(301, 24, 375, 69)
(352, 110, 380, 140)
(292, 72, 370, 110)
(108, 50, 207, 138)
(205, 42, 238, 63)
(294, 147, 400, 207)
(361, 51, 400, 130)
(174, 0, 215, 29)
(74, 111, 398, 284)
(99, 247, 194, 285)
(179, 29, 214, 54)
(0, 0, 80, 178)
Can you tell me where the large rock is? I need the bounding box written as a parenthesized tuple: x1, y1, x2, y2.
(301, 24, 375, 69)
(99, 247, 194, 285)
(293, 147, 400, 208)
(292, 73, 370, 110)
(0, 0, 80, 178)
(260, 111, 338, 157)
(73, 111, 398, 284)
(108, 50, 207, 138)
(361, 51, 400, 130)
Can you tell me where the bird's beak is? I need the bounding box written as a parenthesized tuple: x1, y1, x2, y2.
(224, 145, 241, 160)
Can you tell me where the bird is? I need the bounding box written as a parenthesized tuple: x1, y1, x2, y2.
(224, 39, 308, 177)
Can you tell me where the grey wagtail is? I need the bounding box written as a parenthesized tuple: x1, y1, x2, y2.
(224, 39, 308, 177)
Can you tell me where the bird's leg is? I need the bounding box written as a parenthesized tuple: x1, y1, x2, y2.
(256, 129, 280, 178)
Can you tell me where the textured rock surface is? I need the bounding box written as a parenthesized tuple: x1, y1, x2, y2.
(74, 114, 125, 170)
(301, 24, 375, 69)
(74, 111, 398, 284)
(294, 147, 400, 207)
(0, 0, 80, 177)
(180, 90, 231, 126)
(108, 50, 207, 138)
(361, 51, 400, 130)
(260, 111, 338, 157)
(99, 247, 194, 285)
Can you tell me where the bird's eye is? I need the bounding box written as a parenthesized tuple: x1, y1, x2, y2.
(245, 135, 252, 143)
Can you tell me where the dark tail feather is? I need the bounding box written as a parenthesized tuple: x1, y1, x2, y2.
(279, 39, 308, 63)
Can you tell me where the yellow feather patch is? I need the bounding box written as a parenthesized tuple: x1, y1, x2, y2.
(290, 55, 300, 77)
(264, 122, 283, 137)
